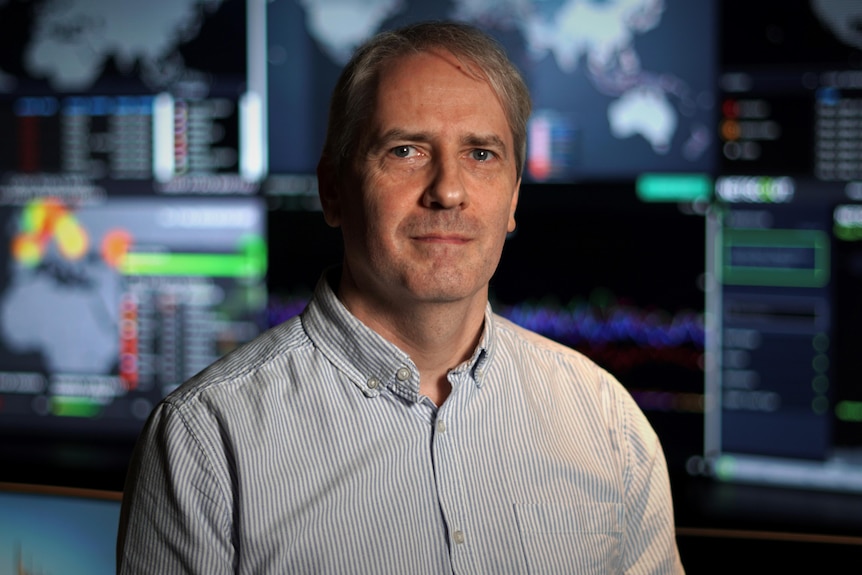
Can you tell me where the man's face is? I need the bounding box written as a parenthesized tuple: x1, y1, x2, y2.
(322, 49, 520, 313)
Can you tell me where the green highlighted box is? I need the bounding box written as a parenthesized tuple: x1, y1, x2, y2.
(51, 397, 102, 418)
(836, 400, 862, 423)
(722, 228, 829, 288)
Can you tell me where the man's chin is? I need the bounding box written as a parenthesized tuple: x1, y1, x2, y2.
(402, 274, 486, 305)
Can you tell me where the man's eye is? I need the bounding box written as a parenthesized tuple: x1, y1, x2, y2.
(392, 145, 414, 158)
(471, 149, 494, 162)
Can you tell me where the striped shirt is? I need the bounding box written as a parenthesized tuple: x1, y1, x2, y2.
(117, 273, 684, 574)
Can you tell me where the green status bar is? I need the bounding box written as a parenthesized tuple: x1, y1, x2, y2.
(636, 173, 712, 202)
(119, 236, 266, 278)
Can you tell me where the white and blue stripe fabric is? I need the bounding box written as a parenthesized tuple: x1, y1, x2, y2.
(117, 272, 684, 574)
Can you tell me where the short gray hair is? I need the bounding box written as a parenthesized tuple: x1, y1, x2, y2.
(319, 21, 532, 181)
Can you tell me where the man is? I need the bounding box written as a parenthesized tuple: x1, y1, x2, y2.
(117, 21, 685, 574)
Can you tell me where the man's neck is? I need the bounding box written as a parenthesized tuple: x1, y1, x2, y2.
(402, 304, 485, 406)
(340, 288, 487, 406)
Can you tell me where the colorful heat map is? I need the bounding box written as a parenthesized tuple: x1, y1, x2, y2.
(9, 198, 131, 267)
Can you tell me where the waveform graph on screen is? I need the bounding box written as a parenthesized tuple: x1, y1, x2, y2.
(496, 289, 704, 413)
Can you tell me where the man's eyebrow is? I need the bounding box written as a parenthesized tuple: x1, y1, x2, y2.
(375, 128, 432, 146)
(375, 129, 509, 153)
(462, 133, 508, 155)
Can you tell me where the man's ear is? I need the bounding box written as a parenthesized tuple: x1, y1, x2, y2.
(507, 178, 520, 233)
(317, 157, 341, 228)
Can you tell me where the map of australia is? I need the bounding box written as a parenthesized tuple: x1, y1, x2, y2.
(0, 199, 124, 374)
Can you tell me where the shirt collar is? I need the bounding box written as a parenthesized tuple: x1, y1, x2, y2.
(300, 270, 495, 402)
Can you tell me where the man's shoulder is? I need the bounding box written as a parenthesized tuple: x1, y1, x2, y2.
(492, 312, 597, 367)
(489, 312, 627, 397)
(166, 315, 311, 406)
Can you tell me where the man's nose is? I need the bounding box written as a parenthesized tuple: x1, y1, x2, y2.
(422, 156, 468, 209)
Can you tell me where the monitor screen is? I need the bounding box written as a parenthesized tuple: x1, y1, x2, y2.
(0, 0, 262, 188)
(0, 482, 121, 575)
(264, 0, 717, 196)
(0, 193, 267, 441)
(717, 0, 862, 180)
(702, 0, 862, 492)
(705, 177, 862, 492)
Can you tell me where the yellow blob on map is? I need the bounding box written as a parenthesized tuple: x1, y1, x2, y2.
(55, 212, 89, 260)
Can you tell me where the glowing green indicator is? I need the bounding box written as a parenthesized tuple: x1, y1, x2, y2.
(636, 173, 712, 202)
(836, 401, 862, 422)
(120, 235, 267, 278)
(714, 455, 737, 481)
(52, 397, 102, 418)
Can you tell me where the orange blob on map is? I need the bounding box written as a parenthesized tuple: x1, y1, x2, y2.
(102, 229, 132, 268)
(11, 234, 43, 267)
(11, 198, 94, 265)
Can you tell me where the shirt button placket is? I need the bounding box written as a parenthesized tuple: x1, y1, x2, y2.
(432, 408, 473, 572)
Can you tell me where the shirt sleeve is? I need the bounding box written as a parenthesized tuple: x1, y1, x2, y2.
(611, 375, 686, 575)
(116, 400, 236, 575)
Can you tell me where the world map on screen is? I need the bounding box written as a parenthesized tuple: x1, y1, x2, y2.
(0, 0, 242, 93)
(269, 0, 717, 180)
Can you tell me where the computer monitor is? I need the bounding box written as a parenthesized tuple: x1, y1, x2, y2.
(704, 176, 862, 492)
(0, 0, 268, 465)
(702, 0, 862, 492)
(0, 193, 267, 442)
(0, 0, 262, 186)
(264, 0, 717, 200)
(0, 482, 121, 575)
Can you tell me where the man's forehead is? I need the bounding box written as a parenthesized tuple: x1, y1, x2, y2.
(387, 47, 483, 78)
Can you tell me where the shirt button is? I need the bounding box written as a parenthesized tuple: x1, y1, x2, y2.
(453, 530, 465, 545)
(436, 420, 446, 433)
(396, 367, 411, 381)
(367, 376, 380, 389)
